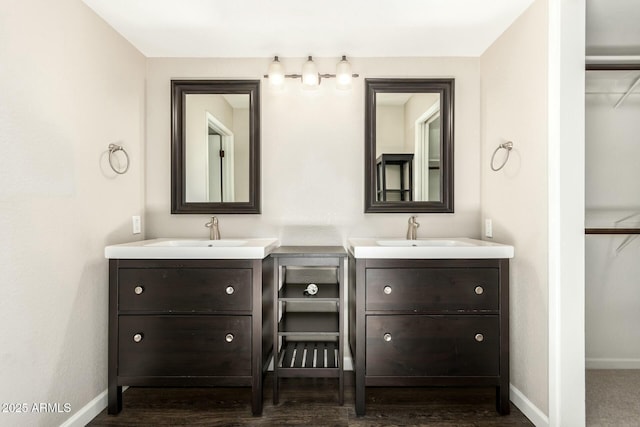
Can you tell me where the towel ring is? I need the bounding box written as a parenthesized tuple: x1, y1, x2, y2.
(108, 143, 130, 174)
(490, 141, 513, 171)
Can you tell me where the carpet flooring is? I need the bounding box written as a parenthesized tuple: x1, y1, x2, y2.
(586, 369, 640, 426)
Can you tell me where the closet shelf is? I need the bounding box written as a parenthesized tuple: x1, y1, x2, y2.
(585, 228, 640, 235)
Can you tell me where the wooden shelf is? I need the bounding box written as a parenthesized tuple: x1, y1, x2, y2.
(271, 246, 346, 405)
(279, 283, 339, 301)
(278, 312, 339, 337)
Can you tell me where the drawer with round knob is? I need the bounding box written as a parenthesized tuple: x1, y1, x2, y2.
(365, 268, 499, 312)
(118, 315, 251, 377)
(118, 268, 252, 312)
(365, 315, 499, 377)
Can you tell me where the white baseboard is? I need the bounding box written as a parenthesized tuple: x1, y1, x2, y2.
(59, 389, 108, 427)
(586, 358, 640, 369)
(510, 384, 549, 427)
(60, 387, 128, 427)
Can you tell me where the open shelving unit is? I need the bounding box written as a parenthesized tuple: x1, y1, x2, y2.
(270, 246, 346, 405)
(376, 153, 414, 201)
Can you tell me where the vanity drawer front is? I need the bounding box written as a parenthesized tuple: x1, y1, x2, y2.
(366, 315, 499, 377)
(118, 268, 252, 312)
(365, 268, 498, 311)
(118, 315, 251, 377)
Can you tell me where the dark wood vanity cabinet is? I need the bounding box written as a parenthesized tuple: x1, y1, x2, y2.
(349, 257, 510, 416)
(108, 258, 274, 416)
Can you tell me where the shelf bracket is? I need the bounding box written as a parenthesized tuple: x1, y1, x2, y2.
(614, 74, 640, 108)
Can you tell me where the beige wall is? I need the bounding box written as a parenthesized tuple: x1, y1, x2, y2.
(480, 0, 549, 417)
(376, 105, 406, 155)
(0, 0, 146, 425)
(146, 57, 482, 243)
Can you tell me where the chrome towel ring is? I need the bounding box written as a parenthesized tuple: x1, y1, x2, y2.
(490, 141, 513, 171)
(108, 143, 130, 174)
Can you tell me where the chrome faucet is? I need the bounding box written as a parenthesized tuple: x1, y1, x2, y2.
(406, 216, 420, 240)
(205, 216, 221, 240)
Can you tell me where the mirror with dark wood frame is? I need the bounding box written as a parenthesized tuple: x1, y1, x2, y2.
(171, 80, 261, 214)
(365, 78, 454, 213)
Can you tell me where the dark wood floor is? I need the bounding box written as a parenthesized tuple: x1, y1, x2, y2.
(89, 377, 534, 426)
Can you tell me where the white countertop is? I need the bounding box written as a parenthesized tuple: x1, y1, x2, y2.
(105, 238, 280, 259)
(348, 237, 514, 259)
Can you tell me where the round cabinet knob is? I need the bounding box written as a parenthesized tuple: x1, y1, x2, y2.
(383, 333, 392, 342)
(383, 286, 393, 295)
(225, 333, 234, 343)
(304, 283, 318, 296)
(133, 333, 143, 343)
(225, 286, 235, 295)
(134, 286, 144, 295)
(474, 286, 484, 295)
(475, 333, 484, 342)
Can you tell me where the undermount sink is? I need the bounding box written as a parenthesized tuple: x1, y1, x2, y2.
(348, 237, 514, 259)
(105, 238, 279, 259)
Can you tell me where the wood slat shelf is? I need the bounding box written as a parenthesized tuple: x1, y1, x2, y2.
(278, 312, 339, 336)
(277, 341, 339, 369)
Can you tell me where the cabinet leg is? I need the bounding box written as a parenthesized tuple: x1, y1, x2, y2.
(355, 370, 365, 416)
(252, 383, 263, 416)
(339, 371, 344, 406)
(273, 373, 279, 405)
(107, 385, 122, 415)
(496, 385, 510, 415)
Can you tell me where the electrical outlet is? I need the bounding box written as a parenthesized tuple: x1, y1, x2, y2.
(132, 215, 141, 234)
(485, 219, 493, 238)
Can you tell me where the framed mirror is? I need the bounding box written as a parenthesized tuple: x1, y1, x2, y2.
(171, 80, 261, 214)
(365, 78, 454, 213)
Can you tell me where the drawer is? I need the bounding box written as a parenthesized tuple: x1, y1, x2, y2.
(366, 315, 499, 377)
(118, 268, 251, 312)
(118, 315, 251, 377)
(365, 268, 498, 312)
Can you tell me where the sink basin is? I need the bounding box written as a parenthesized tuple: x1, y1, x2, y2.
(144, 239, 247, 248)
(105, 238, 279, 259)
(348, 237, 514, 259)
(376, 239, 474, 247)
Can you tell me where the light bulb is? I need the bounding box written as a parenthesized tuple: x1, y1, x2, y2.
(267, 56, 285, 87)
(336, 55, 352, 90)
(301, 56, 319, 87)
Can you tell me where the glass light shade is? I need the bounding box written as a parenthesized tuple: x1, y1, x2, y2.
(301, 56, 319, 87)
(336, 55, 352, 90)
(267, 56, 285, 86)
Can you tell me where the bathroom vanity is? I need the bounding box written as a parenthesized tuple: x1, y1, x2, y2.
(347, 238, 513, 416)
(105, 238, 278, 416)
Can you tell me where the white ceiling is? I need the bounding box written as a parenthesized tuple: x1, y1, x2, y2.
(81, 0, 536, 58)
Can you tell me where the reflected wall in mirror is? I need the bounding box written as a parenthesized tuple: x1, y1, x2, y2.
(172, 80, 260, 214)
(365, 78, 454, 213)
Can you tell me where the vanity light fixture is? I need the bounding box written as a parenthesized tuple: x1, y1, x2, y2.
(301, 56, 319, 87)
(265, 55, 359, 89)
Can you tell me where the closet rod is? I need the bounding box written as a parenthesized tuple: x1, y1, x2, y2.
(586, 55, 640, 70)
(586, 63, 640, 71)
